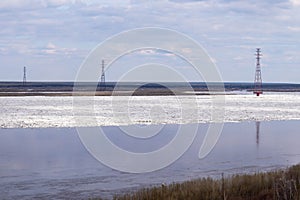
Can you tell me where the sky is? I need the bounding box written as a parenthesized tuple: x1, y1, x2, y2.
(0, 0, 300, 83)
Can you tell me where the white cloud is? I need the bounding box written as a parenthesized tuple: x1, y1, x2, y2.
(43, 42, 56, 54)
(136, 49, 176, 58)
(290, 0, 300, 6)
(138, 49, 157, 55)
(212, 24, 224, 31)
(0, 0, 73, 9)
(288, 26, 300, 31)
(0, 0, 132, 9)
(42, 42, 77, 55)
(233, 56, 244, 61)
(46, 42, 56, 49)
(0, 0, 44, 9)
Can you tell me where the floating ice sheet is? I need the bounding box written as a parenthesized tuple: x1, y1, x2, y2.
(1, 93, 300, 128)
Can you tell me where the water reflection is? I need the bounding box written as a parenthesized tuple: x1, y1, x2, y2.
(256, 121, 261, 146)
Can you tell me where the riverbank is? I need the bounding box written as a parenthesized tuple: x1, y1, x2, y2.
(113, 164, 300, 200)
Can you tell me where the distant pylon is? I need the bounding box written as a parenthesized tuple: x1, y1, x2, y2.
(100, 60, 106, 90)
(23, 66, 27, 86)
(253, 48, 262, 96)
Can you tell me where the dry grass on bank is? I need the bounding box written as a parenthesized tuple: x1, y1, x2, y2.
(111, 164, 300, 200)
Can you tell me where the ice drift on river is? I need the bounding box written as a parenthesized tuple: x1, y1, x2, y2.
(1, 93, 300, 128)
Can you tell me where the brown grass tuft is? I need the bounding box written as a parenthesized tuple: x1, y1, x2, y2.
(111, 164, 300, 200)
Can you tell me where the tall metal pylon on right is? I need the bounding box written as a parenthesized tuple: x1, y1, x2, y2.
(253, 48, 263, 96)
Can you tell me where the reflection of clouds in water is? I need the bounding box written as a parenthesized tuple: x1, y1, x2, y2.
(0, 128, 92, 171)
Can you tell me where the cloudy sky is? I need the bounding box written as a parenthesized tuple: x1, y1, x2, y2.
(0, 0, 299, 82)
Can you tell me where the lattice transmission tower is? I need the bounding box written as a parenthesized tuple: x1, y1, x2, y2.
(253, 48, 263, 96)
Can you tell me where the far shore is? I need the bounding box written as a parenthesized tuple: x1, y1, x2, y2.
(1, 81, 300, 96)
(0, 90, 223, 96)
(0, 89, 299, 96)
